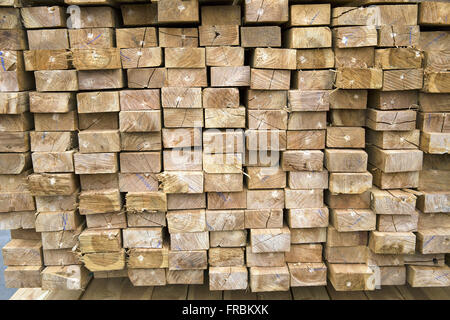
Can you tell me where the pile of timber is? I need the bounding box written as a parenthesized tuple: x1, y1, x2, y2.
(0, 0, 449, 293)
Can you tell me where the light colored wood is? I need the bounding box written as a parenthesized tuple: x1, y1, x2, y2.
(0, 191, 35, 213)
(244, 0, 288, 23)
(126, 192, 167, 212)
(127, 245, 169, 269)
(82, 250, 126, 272)
(41, 265, 91, 290)
(371, 187, 416, 215)
(0, 152, 31, 174)
(420, 132, 449, 154)
(419, 1, 450, 26)
(328, 172, 373, 194)
(416, 228, 450, 254)
(4, 266, 43, 288)
(158, 27, 198, 48)
(78, 69, 124, 90)
(35, 210, 82, 232)
(169, 250, 207, 270)
(250, 266, 290, 292)
(375, 48, 423, 70)
(0, 29, 27, 50)
(369, 231, 416, 254)
(367, 146, 423, 173)
(241, 26, 281, 48)
(210, 66, 250, 87)
(166, 270, 203, 285)
(205, 210, 244, 231)
(281, 150, 323, 171)
(69, 28, 115, 49)
(0, 7, 21, 29)
(334, 47, 375, 69)
(250, 227, 290, 253)
(370, 165, 419, 189)
(0, 132, 29, 152)
(205, 107, 246, 128)
(284, 27, 331, 49)
(166, 68, 208, 87)
(165, 47, 205, 68)
(120, 48, 162, 69)
(201, 5, 241, 26)
(379, 25, 420, 47)
(85, 212, 127, 230)
(285, 244, 323, 263)
(246, 245, 285, 268)
(41, 223, 83, 250)
(79, 189, 122, 215)
(209, 266, 248, 291)
(287, 208, 328, 228)
(79, 229, 122, 253)
(331, 4, 418, 26)
(28, 173, 78, 196)
(251, 69, 291, 90)
(166, 209, 205, 233)
(287, 130, 325, 150)
(0, 211, 35, 230)
(161, 87, 201, 109)
(289, 262, 327, 287)
(330, 89, 367, 110)
(289, 4, 330, 26)
(328, 263, 375, 292)
(366, 129, 420, 149)
(383, 69, 423, 91)
(296, 48, 334, 69)
(292, 70, 334, 90)
(0, 92, 29, 114)
(27, 29, 69, 50)
(168, 193, 206, 210)
(325, 149, 367, 173)
(199, 25, 239, 47)
(170, 231, 209, 251)
(417, 112, 450, 133)
(327, 226, 367, 247)
(333, 26, 378, 48)
(2, 239, 42, 266)
(326, 127, 365, 149)
(208, 247, 245, 267)
(158, 0, 199, 23)
(210, 230, 247, 248)
(407, 265, 450, 287)
(336, 68, 383, 89)
(205, 47, 244, 67)
(34, 70, 78, 92)
(116, 27, 157, 48)
(251, 48, 296, 70)
(119, 110, 161, 132)
(128, 268, 166, 286)
(127, 68, 166, 89)
(423, 72, 450, 93)
(330, 209, 376, 232)
(325, 246, 368, 264)
(123, 227, 163, 249)
(285, 189, 323, 209)
(244, 209, 283, 229)
(247, 189, 284, 210)
(24, 50, 70, 71)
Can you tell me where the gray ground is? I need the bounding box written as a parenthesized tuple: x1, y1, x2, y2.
(0, 230, 16, 300)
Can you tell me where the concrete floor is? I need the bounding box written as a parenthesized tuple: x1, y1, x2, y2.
(0, 230, 16, 300)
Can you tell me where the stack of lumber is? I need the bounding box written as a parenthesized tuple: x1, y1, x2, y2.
(0, 2, 42, 289)
(0, 0, 449, 294)
(408, 1, 450, 288)
(327, 4, 376, 291)
(364, 4, 423, 288)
